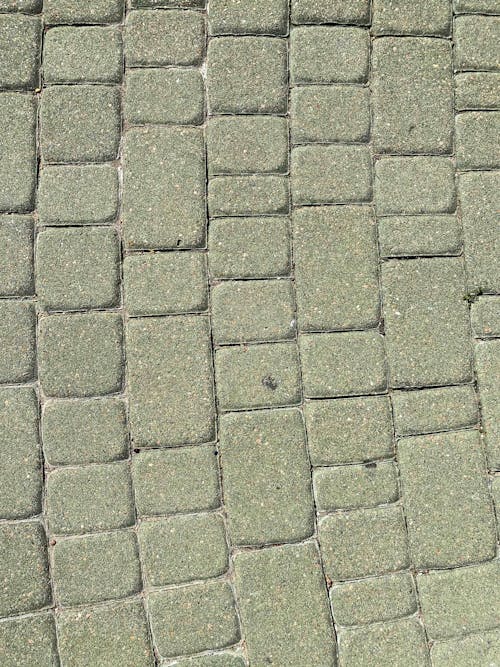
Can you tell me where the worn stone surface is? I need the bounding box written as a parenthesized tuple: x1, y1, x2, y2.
(208, 175, 289, 216)
(471, 296, 500, 338)
(0, 613, 58, 667)
(378, 215, 461, 257)
(372, 0, 451, 36)
(0, 0, 42, 11)
(44, 0, 123, 24)
(0, 215, 33, 296)
(209, 0, 288, 35)
(431, 630, 500, 667)
(456, 73, 500, 111)
(0, 301, 36, 384)
(454, 16, 500, 71)
(456, 111, 500, 170)
(0, 15, 40, 89)
(291, 0, 370, 25)
(475, 340, 500, 470)
(165, 655, 245, 667)
(455, 0, 500, 11)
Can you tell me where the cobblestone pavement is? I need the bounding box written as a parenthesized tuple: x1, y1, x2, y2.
(0, 1, 499, 665)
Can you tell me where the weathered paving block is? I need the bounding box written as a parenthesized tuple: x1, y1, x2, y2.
(0, 522, 50, 618)
(148, 582, 239, 658)
(123, 127, 206, 249)
(209, 0, 288, 35)
(0, 15, 41, 89)
(0, 0, 42, 11)
(208, 176, 289, 217)
(372, 37, 453, 154)
(138, 514, 228, 586)
(378, 215, 461, 258)
(456, 111, 500, 170)
(167, 655, 245, 667)
(38, 313, 123, 398)
(124, 69, 204, 125)
(291, 0, 370, 25)
(475, 340, 500, 469)
(456, 73, 500, 110)
(431, 630, 500, 667)
(417, 561, 500, 640)
(455, 0, 500, 10)
(372, 0, 451, 36)
(305, 396, 394, 465)
(127, 316, 215, 447)
(44, 0, 123, 24)
(382, 258, 472, 388)
(215, 343, 301, 411)
(211, 280, 295, 344)
(398, 430, 496, 569)
(0, 301, 36, 384)
(132, 446, 220, 516)
(454, 16, 500, 71)
(300, 331, 386, 398)
(42, 398, 128, 466)
(293, 206, 378, 331)
(219, 409, 314, 546)
(493, 477, 500, 528)
(290, 26, 369, 83)
(207, 37, 287, 113)
(0, 215, 33, 296)
(132, 0, 205, 6)
(319, 505, 409, 581)
(0, 613, 58, 666)
(125, 10, 205, 66)
(47, 462, 135, 535)
(234, 543, 336, 666)
(471, 296, 500, 337)
(36, 227, 120, 310)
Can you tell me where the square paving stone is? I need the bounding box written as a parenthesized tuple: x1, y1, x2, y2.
(125, 69, 204, 125)
(209, 0, 288, 35)
(42, 398, 128, 466)
(290, 26, 369, 83)
(372, 0, 451, 36)
(455, 0, 500, 10)
(43, 26, 122, 84)
(293, 206, 379, 331)
(37, 164, 119, 225)
(148, 582, 239, 658)
(208, 175, 289, 217)
(291, 0, 370, 24)
(47, 462, 135, 535)
(219, 409, 314, 546)
(41, 86, 121, 163)
(0, 522, 51, 618)
(0, 15, 41, 89)
(398, 430, 496, 569)
(456, 111, 500, 170)
(300, 330, 386, 398)
(0, 387, 41, 520)
(215, 342, 301, 411)
(471, 296, 500, 338)
(53, 530, 142, 606)
(0, 301, 36, 384)
(57, 600, 154, 667)
(138, 514, 228, 586)
(38, 312, 123, 398)
(456, 73, 500, 111)
(125, 10, 205, 66)
(319, 505, 409, 581)
(305, 395, 394, 465)
(207, 37, 287, 113)
(166, 655, 245, 667)
(0, 215, 33, 296)
(123, 127, 206, 249)
(378, 215, 461, 257)
(431, 630, 500, 667)
(454, 16, 500, 71)
(211, 280, 295, 344)
(0, 613, 58, 667)
(234, 543, 336, 666)
(36, 227, 120, 311)
(127, 316, 215, 447)
(0, 0, 42, 11)
(475, 340, 500, 469)
(44, 0, 123, 24)
(132, 446, 220, 516)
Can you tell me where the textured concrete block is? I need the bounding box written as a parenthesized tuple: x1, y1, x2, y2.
(208, 175, 289, 216)
(431, 630, 500, 667)
(471, 296, 500, 338)
(132, 0, 205, 5)
(455, 0, 500, 10)
(0, 301, 35, 384)
(0, 215, 33, 296)
(378, 215, 461, 257)
(0, 613, 58, 667)
(209, 0, 288, 35)
(0, 0, 42, 11)
(476, 340, 500, 469)
(454, 16, 500, 71)
(0, 15, 40, 89)
(456, 73, 500, 110)
(44, 0, 123, 23)
(291, 0, 370, 25)
(372, 0, 451, 35)
(456, 111, 500, 170)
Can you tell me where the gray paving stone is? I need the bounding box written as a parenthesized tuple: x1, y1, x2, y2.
(148, 582, 239, 658)
(475, 340, 500, 469)
(215, 342, 301, 411)
(0, 613, 58, 667)
(293, 206, 378, 331)
(41, 85, 121, 164)
(0, 387, 41, 520)
(47, 462, 135, 535)
(431, 630, 500, 667)
(382, 258, 472, 388)
(330, 573, 417, 627)
(219, 409, 314, 546)
(133, 0, 205, 5)
(0, 215, 33, 296)
(471, 296, 500, 337)
(398, 430, 496, 569)
(0, 93, 36, 213)
(0, 301, 36, 384)
(290, 26, 369, 83)
(455, 0, 500, 11)
(372, 0, 451, 36)
(417, 561, 500, 640)
(123, 127, 206, 249)
(234, 543, 336, 667)
(138, 514, 228, 586)
(209, 0, 288, 35)
(375, 156, 455, 215)
(456, 111, 500, 170)
(207, 37, 287, 113)
(454, 16, 500, 71)
(36, 227, 120, 311)
(291, 0, 370, 25)
(43, 26, 122, 84)
(44, 0, 123, 24)
(0, 15, 40, 89)
(127, 316, 215, 446)
(125, 10, 205, 66)
(211, 280, 295, 344)
(164, 655, 245, 667)
(378, 215, 461, 258)
(0, 0, 42, 11)
(124, 69, 204, 125)
(0, 522, 51, 618)
(207, 116, 288, 175)
(208, 175, 289, 217)
(37, 164, 119, 225)
(456, 73, 500, 110)
(300, 330, 386, 398)
(305, 395, 394, 465)
(132, 445, 220, 517)
(372, 37, 453, 154)
(319, 505, 409, 581)
(493, 476, 500, 527)
(124, 252, 208, 317)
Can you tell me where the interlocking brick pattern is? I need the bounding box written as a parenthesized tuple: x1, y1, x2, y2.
(0, 2, 499, 665)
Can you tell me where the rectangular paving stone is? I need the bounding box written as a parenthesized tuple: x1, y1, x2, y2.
(454, 16, 500, 71)
(0, 301, 36, 384)
(219, 409, 314, 546)
(44, 0, 123, 24)
(382, 258, 472, 388)
(456, 111, 500, 170)
(431, 630, 500, 667)
(455, 73, 500, 110)
(208, 176, 289, 217)
(0, 613, 58, 666)
(132, 0, 205, 5)
(209, 0, 288, 35)
(234, 543, 336, 666)
(126, 315, 215, 447)
(0, 0, 42, 11)
(398, 430, 496, 569)
(372, 0, 451, 36)
(455, 0, 500, 10)
(475, 340, 500, 469)
(123, 127, 206, 249)
(0, 215, 33, 296)
(471, 296, 500, 337)
(0, 15, 41, 89)
(291, 0, 370, 25)
(166, 655, 245, 667)
(378, 215, 461, 257)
